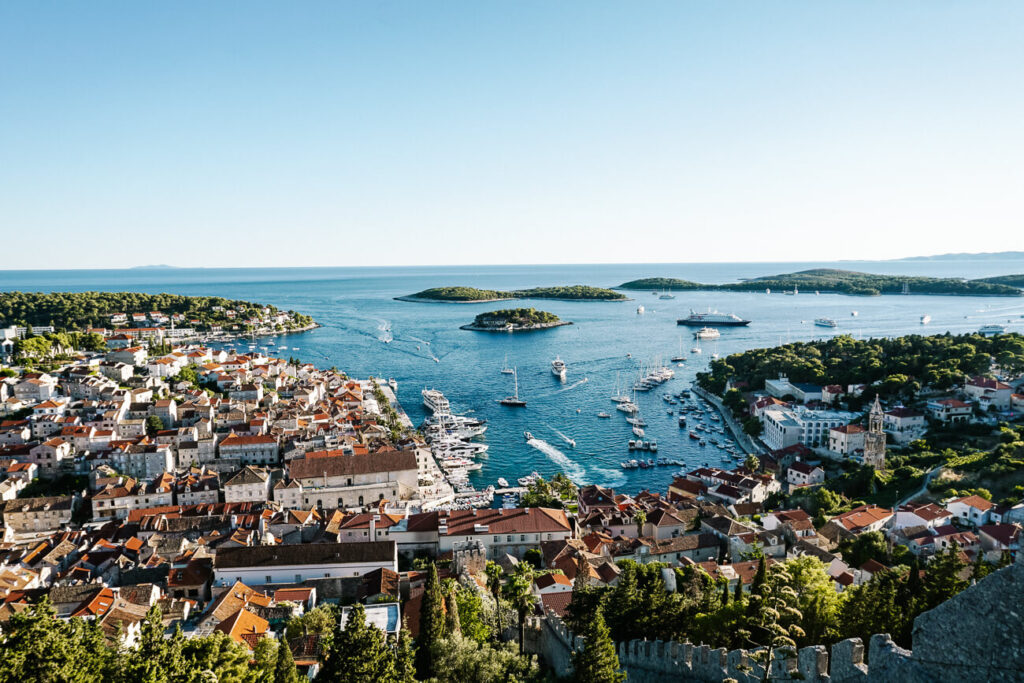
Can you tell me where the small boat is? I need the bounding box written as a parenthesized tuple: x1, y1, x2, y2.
(524, 431, 534, 441)
(625, 416, 646, 427)
(628, 439, 637, 450)
(678, 416, 687, 427)
(659, 293, 675, 300)
(920, 314, 931, 325)
(496, 478, 509, 488)
(597, 412, 611, 419)
(649, 441, 657, 452)
(784, 286, 799, 295)
(689, 431, 700, 440)
(567, 439, 576, 448)
(501, 354, 514, 374)
(633, 426, 645, 438)
(851, 311, 858, 317)
(699, 439, 706, 446)
(691, 345, 702, 354)
(693, 327, 720, 340)
(814, 318, 838, 328)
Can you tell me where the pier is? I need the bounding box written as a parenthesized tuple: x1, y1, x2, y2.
(691, 385, 765, 456)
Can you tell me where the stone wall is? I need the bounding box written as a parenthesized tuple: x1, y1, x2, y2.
(525, 562, 1024, 682)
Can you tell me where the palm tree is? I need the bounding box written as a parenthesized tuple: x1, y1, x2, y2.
(484, 561, 504, 637)
(633, 509, 647, 537)
(502, 573, 535, 654)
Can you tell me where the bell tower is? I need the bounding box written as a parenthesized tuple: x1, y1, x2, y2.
(863, 395, 886, 469)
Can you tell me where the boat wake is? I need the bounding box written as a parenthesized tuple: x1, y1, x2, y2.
(549, 427, 576, 447)
(591, 467, 626, 487)
(556, 377, 588, 393)
(525, 438, 587, 482)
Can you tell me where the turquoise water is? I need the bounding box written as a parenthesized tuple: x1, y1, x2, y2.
(3, 260, 1024, 493)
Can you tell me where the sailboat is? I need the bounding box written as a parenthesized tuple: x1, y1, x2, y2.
(500, 354, 514, 375)
(498, 367, 526, 407)
(670, 336, 686, 363)
(610, 372, 630, 403)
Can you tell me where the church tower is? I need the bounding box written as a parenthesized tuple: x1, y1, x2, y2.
(863, 395, 886, 469)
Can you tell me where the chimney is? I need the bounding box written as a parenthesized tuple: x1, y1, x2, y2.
(369, 514, 377, 540)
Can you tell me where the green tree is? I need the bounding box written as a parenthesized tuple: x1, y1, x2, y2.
(633, 509, 647, 537)
(393, 622, 417, 683)
(484, 561, 504, 637)
(502, 573, 535, 655)
(145, 415, 165, 436)
(571, 610, 625, 683)
(416, 563, 446, 677)
(318, 604, 393, 683)
(743, 454, 760, 472)
(273, 638, 299, 683)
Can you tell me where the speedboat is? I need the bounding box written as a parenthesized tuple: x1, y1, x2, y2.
(920, 314, 931, 325)
(633, 426, 645, 438)
(551, 357, 567, 380)
(524, 431, 534, 441)
(496, 477, 509, 488)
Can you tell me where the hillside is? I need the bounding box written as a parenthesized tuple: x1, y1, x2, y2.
(620, 269, 1023, 297)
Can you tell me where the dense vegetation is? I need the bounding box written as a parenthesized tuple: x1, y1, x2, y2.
(696, 332, 1024, 397)
(619, 269, 1023, 296)
(405, 285, 626, 301)
(468, 308, 563, 328)
(976, 274, 1024, 287)
(0, 291, 313, 331)
(566, 550, 989, 653)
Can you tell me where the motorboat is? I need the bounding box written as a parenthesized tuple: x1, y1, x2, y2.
(597, 412, 611, 419)
(422, 389, 451, 414)
(693, 327, 721, 340)
(523, 431, 534, 441)
(814, 318, 838, 328)
(920, 314, 931, 325)
(551, 357, 567, 380)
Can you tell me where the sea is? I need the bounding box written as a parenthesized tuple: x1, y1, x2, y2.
(3, 258, 1024, 494)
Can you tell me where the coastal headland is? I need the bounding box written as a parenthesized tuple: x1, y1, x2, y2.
(619, 268, 1024, 297)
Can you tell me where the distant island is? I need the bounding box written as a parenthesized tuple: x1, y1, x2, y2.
(974, 274, 1024, 288)
(130, 264, 179, 270)
(460, 308, 571, 332)
(619, 269, 1023, 297)
(398, 285, 627, 303)
(894, 251, 1024, 261)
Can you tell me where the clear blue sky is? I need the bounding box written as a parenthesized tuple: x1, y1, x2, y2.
(2, 2, 1022, 269)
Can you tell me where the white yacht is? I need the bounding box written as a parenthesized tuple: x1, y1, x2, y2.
(636, 305, 645, 315)
(421, 389, 450, 414)
(659, 293, 676, 300)
(920, 314, 931, 325)
(500, 354, 514, 375)
(814, 318, 838, 328)
(979, 324, 1006, 337)
(693, 327, 720, 340)
(616, 400, 639, 414)
(551, 357, 567, 380)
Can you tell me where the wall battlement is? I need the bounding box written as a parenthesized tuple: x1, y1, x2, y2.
(525, 562, 1024, 682)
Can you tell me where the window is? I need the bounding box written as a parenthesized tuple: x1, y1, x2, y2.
(295, 574, 302, 582)
(265, 575, 272, 583)
(520, 535, 526, 542)
(507, 535, 513, 542)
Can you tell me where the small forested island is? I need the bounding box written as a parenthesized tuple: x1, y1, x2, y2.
(398, 284, 627, 303)
(460, 307, 571, 332)
(0, 291, 315, 332)
(619, 269, 1024, 296)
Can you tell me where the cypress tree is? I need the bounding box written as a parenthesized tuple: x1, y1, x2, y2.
(273, 638, 299, 683)
(445, 584, 462, 636)
(394, 621, 418, 683)
(734, 575, 744, 603)
(416, 562, 445, 677)
(721, 579, 730, 606)
(571, 610, 625, 683)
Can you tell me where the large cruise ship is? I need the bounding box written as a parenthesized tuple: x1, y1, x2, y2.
(677, 309, 751, 327)
(421, 388, 450, 414)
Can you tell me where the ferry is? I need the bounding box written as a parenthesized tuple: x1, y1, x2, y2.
(677, 309, 751, 327)
(693, 327, 720, 340)
(979, 324, 1006, 337)
(814, 318, 838, 328)
(422, 389, 451, 414)
(551, 357, 567, 380)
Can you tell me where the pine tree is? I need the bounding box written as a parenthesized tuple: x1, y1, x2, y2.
(273, 638, 299, 683)
(416, 562, 446, 677)
(571, 610, 625, 683)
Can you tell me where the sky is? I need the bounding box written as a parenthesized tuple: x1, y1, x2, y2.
(1, 2, 1023, 269)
